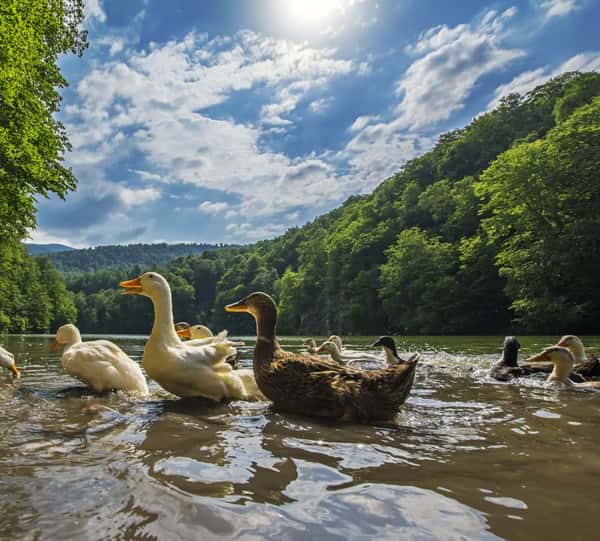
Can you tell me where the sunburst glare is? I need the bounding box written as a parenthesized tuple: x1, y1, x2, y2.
(283, 0, 345, 27)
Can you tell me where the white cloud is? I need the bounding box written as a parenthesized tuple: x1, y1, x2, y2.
(308, 97, 334, 114)
(65, 30, 363, 231)
(540, 0, 581, 21)
(129, 169, 163, 182)
(198, 201, 229, 215)
(225, 222, 288, 241)
(348, 115, 379, 132)
(85, 0, 106, 23)
(55, 8, 536, 245)
(394, 8, 524, 129)
(119, 186, 161, 206)
(488, 51, 600, 109)
(109, 39, 125, 56)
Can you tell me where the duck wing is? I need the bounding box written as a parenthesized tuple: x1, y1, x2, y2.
(63, 341, 139, 391)
(175, 339, 237, 371)
(261, 349, 417, 420)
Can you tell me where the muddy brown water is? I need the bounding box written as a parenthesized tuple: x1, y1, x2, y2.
(0, 335, 599, 540)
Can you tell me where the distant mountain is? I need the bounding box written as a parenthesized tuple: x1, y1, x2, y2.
(46, 242, 226, 273)
(25, 243, 75, 255)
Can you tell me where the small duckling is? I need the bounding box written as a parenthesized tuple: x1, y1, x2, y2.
(303, 338, 318, 354)
(0, 346, 20, 378)
(327, 335, 343, 351)
(314, 340, 344, 364)
(304, 335, 343, 355)
(527, 346, 600, 390)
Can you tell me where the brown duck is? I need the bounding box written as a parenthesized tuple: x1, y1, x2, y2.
(225, 292, 418, 422)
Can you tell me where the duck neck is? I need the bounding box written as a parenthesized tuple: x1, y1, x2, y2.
(329, 345, 342, 363)
(383, 346, 399, 365)
(501, 350, 518, 367)
(549, 358, 573, 383)
(254, 306, 277, 365)
(571, 343, 587, 364)
(149, 289, 180, 345)
(63, 329, 82, 349)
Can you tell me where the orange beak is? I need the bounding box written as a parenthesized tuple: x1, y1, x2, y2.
(176, 327, 192, 339)
(9, 364, 20, 378)
(120, 276, 143, 295)
(225, 299, 249, 313)
(50, 338, 60, 352)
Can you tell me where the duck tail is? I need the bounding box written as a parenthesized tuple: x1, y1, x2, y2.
(387, 358, 418, 403)
(405, 352, 420, 364)
(215, 330, 229, 340)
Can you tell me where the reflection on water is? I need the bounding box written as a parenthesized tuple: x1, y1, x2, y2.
(1, 334, 599, 540)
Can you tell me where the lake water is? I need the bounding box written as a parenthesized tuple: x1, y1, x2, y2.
(1, 334, 599, 540)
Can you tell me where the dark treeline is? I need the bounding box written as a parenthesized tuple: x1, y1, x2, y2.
(48, 242, 227, 273)
(0, 244, 76, 333)
(67, 72, 600, 336)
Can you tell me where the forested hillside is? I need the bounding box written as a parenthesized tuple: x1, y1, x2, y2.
(67, 72, 600, 336)
(48, 242, 225, 273)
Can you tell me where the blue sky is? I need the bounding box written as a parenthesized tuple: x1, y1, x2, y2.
(32, 0, 600, 247)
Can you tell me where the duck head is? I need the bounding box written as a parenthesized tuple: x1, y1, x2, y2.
(372, 336, 404, 364)
(51, 323, 82, 352)
(176, 323, 213, 340)
(120, 272, 170, 299)
(0, 348, 20, 378)
(501, 336, 520, 367)
(327, 335, 343, 350)
(527, 346, 574, 383)
(225, 292, 277, 339)
(556, 335, 586, 363)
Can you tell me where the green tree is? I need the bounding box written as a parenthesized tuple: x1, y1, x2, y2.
(379, 228, 458, 333)
(0, 0, 87, 245)
(478, 97, 600, 331)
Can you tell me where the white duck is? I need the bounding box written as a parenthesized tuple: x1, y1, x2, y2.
(51, 324, 148, 394)
(120, 272, 263, 401)
(527, 346, 600, 390)
(0, 346, 20, 378)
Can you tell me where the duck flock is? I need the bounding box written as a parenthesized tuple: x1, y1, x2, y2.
(1, 272, 599, 422)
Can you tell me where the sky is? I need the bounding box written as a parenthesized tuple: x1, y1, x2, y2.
(31, 0, 600, 247)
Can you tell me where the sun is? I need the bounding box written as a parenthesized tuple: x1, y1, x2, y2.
(284, 0, 344, 27)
